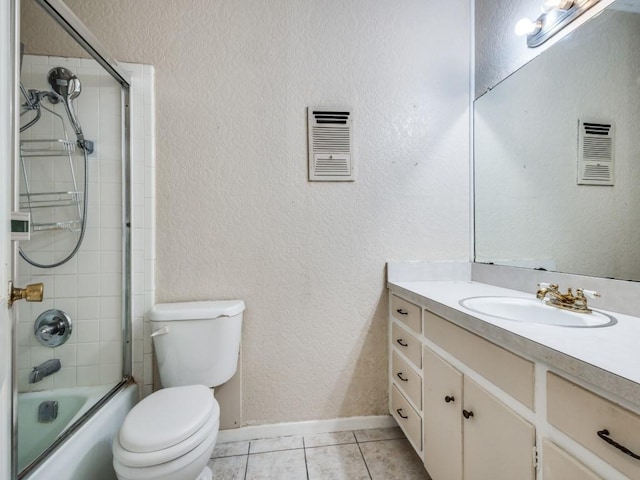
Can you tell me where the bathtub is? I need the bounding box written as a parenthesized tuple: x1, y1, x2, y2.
(19, 383, 137, 480)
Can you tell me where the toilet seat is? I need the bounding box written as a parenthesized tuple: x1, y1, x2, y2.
(113, 385, 220, 468)
(113, 430, 218, 480)
(119, 385, 216, 452)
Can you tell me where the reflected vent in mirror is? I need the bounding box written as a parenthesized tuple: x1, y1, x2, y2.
(577, 120, 614, 186)
(307, 107, 354, 181)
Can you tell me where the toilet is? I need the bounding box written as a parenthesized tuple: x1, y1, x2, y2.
(112, 300, 245, 480)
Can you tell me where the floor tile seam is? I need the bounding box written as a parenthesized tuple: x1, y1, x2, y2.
(354, 440, 374, 480)
(248, 446, 305, 455)
(356, 437, 403, 444)
(211, 453, 250, 459)
(302, 437, 310, 480)
(243, 452, 249, 480)
(304, 440, 358, 449)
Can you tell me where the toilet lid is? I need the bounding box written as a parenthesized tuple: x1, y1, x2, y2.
(119, 385, 216, 453)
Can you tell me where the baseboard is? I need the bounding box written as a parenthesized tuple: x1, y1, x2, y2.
(217, 415, 398, 443)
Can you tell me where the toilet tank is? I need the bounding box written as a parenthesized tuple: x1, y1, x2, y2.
(148, 300, 244, 388)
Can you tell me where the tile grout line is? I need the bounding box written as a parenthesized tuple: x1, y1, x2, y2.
(354, 432, 374, 480)
(302, 437, 310, 480)
(243, 440, 251, 480)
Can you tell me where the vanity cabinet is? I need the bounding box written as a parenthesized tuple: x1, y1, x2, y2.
(388, 283, 640, 480)
(547, 372, 640, 480)
(389, 296, 424, 454)
(423, 345, 536, 480)
(389, 293, 536, 479)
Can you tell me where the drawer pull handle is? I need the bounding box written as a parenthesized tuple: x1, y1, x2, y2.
(396, 408, 409, 419)
(396, 338, 408, 347)
(462, 409, 474, 419)
(397, 372, 409, 382)
(396, 309, 409, 315)
(445, 395, 455, 403)
(597, 430, 640, 460)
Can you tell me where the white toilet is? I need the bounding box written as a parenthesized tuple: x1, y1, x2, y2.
(112, 300, 245, 480)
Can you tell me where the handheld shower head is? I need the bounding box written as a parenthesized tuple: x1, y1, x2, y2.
(47, 67, 84, 144)
(48, 67, 81, 100)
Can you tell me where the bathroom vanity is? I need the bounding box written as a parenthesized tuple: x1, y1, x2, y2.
(387, 273, 640, 480)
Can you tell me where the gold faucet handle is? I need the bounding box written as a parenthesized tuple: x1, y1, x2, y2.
(578, 289, 601, 299)
(8, 282, 44, 307)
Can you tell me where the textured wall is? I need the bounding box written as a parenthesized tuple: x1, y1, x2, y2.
(23, 0, 471, 425)
(475, 11, 640, 281)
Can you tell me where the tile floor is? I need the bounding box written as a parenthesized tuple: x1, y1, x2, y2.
(208, 426, 431, 480)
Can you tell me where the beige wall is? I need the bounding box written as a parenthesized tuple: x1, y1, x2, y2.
(23, 0, 471, 425)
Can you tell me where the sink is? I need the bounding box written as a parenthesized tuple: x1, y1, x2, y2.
(459, 296, 616, 328)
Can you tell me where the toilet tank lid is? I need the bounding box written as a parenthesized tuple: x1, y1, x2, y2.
(149, 300, 245, 322)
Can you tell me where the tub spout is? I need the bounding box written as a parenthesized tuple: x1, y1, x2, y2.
(29, 358, 61, 384)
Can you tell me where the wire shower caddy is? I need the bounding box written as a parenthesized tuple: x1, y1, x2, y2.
(19, 110, 84, 233)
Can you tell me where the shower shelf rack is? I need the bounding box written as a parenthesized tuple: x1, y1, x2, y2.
(19, 138, 84, 233)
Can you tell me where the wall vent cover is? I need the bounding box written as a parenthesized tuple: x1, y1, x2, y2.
(577, 120, 614, 186)
(307, 107, 354, 181)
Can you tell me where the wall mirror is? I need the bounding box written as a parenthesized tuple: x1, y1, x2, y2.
(474, 0, 640, 281)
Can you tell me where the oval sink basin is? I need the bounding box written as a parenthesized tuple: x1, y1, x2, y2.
(459, 296, 616, 328)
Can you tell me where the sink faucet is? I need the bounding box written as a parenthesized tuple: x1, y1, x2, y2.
(536, 283, 600, 314)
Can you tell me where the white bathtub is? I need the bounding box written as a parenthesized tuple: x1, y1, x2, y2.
(20, 383, 137, 480)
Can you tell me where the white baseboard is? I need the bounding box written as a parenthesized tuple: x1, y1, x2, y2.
(217, 415, 398, 443)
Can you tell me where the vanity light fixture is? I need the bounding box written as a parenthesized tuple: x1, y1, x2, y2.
(516, 0, 601, 47)
(542, 0, 576, 12)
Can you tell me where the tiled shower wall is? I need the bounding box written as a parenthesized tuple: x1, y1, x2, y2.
(17, 55, 155, 396)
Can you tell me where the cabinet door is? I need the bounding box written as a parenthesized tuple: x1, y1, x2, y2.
(463, 377, 536, 480)
(423, 347, 463, 480)
(543, 440, 602, 480)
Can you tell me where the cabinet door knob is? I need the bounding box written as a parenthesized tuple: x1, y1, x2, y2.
(396, 339, 408, 347)
(597, 429, 640, 460)
(444, 395, 455, 403)
(396, 309, 409, 315)
(462, 409, 474, 419)
(396, 408, 409, 419)
(397, 372, 409, 382)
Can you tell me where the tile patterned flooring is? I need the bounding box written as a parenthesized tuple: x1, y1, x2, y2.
(208, 427, 431, 480)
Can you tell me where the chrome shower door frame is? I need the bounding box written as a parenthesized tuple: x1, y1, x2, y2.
(12, 1, 133, 478)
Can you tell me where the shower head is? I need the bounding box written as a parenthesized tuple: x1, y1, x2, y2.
(47, 67, 84, 144)
(48, 67, 81, 100)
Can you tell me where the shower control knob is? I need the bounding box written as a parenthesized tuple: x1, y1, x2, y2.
(8, 281, 44, 307)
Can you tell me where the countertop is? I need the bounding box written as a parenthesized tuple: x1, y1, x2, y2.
(388, 280, 640, 408)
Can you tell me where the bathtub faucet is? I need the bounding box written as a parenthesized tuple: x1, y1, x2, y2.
(29, 359, 61, 384)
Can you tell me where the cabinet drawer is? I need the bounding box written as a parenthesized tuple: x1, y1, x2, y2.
(542, 440, 602, 480)
(391, 295, 421, 333)
(391, 384, 422, 452)
(392, 351, 422, 409)
(391, 322, 421, 369)
(547, 372, 640, 480)
(424, 310, 534, 410)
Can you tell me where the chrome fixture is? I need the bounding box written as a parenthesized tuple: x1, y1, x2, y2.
(47, 67, 89, 150)
(34, 309, 72, 347)
(536, 282, 600, 313)
(38, 401, 59, 423)
(28, 359, 61, 384)
(19, 65, 93, 269)
(515, 0, 601, 47)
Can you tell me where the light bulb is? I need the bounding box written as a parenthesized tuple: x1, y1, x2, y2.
(515, 18, 542, 36)
(542, 0, 574, 12)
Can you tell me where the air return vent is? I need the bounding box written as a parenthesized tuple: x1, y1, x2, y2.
(308, 107, 354, 181)
(577, 120, 614, 186)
